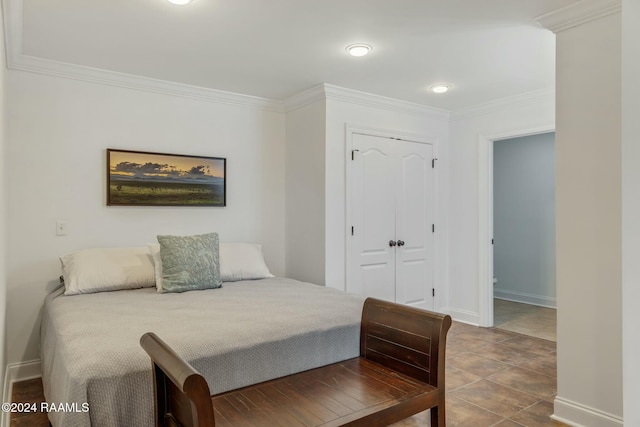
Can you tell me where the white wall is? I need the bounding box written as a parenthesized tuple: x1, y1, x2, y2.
(5, 70, 286, 365)
(621, 0, 640, 424)
(554, 11, 623, 426)
(0, 2, 8, 391)
(493, 133, 556, 307)
(448, 93, 555, 324)
(284, 100, 326, 285)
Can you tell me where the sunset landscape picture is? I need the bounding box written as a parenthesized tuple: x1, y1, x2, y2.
(107, 149, 226, 206)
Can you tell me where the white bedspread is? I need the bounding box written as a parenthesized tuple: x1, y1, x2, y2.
(40, 277, 365, 427)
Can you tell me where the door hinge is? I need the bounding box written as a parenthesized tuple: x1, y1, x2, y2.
(492, 238, 494, 245)
(432, 224, 435, 233)
(351, 149, 359, 160)
(432, 288, 435, 297)
(351, 226, 354, 236)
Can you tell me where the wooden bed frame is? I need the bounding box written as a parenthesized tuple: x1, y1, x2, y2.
(140, 297, 452, 427)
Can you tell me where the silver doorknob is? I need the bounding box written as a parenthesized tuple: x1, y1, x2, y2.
(389, 240, 397, 247)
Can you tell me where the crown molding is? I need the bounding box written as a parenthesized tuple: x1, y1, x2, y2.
(2, 0, 283, 112)
(536, 0, 621, 33)
(7, 54, 285, 112)
(452, 88, 555, 121)
(284, 83, 451, 119)
(323, 84, 451, 120)
(282, 84, 326, 112)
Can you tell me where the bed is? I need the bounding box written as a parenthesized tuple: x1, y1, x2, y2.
(40, 276, 365, 427)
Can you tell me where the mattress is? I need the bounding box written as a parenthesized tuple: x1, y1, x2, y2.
(40, 277, 365, 427)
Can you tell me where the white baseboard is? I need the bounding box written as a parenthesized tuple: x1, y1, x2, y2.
(553, 396, 623, 427)
(2, 360, 42, 427)
(494, 288, 557, 308)
(441, 307, 479, 325)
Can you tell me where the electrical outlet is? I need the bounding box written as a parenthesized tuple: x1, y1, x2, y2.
(56, 221, 68, 236)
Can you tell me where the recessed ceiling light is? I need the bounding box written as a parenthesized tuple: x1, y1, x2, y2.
(430, 84, 451, 94)
(346, 44, 372, 57)
(168, 0, 192, 5)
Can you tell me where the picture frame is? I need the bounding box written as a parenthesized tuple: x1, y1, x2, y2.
(107, 149, 226, 206)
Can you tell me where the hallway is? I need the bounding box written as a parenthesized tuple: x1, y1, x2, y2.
(494, 299, 556, 342)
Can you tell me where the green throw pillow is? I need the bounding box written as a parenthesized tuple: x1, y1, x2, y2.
(157, 232, 222, 293)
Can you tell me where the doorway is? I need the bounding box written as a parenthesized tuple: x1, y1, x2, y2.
(477, 125, 555, 328)
(492, 133, 556, 341)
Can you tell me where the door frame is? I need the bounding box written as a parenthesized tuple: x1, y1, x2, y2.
(345, 124, 440, 308)
(477, 124, 555, 327)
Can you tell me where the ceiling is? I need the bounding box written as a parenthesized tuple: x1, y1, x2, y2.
(18, 0, 577, 111)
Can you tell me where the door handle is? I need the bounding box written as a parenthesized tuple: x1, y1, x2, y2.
(389, 240, 397, 247)
(397, 240, 405, 247)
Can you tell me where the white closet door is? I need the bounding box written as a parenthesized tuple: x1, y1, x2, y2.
(350, 133, 396, 302)
(349, 132, 434, 309)
(395, 142, 433, 309)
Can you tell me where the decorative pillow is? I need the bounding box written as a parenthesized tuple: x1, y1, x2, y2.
(60, 247, 156, 295)
(148, 241, 274, 287)
(220, 243, 274, 282)
(156, 232, 222, 293)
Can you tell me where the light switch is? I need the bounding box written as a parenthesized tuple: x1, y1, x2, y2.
(56, 221, 68, 236)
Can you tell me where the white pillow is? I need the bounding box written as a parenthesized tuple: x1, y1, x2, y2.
(60, 247, 156, 295)
(148, 243, 164, 291)
(149, 242, 274, 285)
(219, 243, 274, 282)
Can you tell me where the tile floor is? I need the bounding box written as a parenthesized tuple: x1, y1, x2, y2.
(391, 321, 564, 427)
(493, 299, 557, 342)
(11, 320, 564, 427)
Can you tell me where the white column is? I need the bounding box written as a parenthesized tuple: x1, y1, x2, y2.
(539, 2, 624, 426)
(621, 0, 640, 425)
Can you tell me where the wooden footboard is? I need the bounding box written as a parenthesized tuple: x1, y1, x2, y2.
(140, 298, 452, 427)
(140, 332, 215, 427)
(360, 298, 452, 426)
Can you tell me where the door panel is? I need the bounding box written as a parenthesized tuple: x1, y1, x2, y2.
(361, 264, 396, 301)
(396, 143, 433, 309)
(350, 134, 396, 301)
(361, 148, 394, 253)
(398, 259, 426, 304)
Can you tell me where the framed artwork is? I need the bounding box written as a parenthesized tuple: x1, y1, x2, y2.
(107, 149, 226, 206)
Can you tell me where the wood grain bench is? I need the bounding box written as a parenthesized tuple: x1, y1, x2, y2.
(140, 297, 452, 427)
